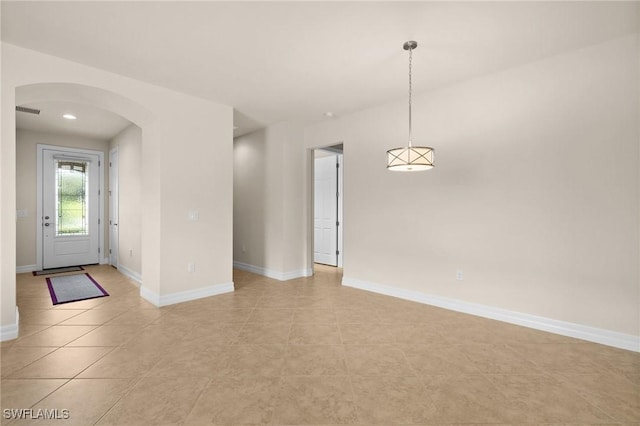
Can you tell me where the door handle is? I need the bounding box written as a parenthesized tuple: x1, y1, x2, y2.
(44, 223, 50, 227)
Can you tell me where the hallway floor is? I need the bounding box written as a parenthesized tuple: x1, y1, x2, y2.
(1, 264, 638, 425)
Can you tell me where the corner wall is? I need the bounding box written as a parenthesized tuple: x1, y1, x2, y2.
(233, 122, 310, 280)
(305, 35, 640, 341)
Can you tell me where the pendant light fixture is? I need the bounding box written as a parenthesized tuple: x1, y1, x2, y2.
(387, 41, 434, 171)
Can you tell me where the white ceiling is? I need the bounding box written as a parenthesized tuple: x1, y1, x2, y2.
(16, 101, 132, 141)
(3, 2, 638, 136)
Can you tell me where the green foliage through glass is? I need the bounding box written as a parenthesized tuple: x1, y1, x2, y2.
(55, 161, 89, 235)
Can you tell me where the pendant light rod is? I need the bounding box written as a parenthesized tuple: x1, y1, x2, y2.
(404, 41, 416, 148)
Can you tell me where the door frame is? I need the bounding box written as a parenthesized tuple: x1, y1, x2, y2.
(109, 146, 119, 268)
(309, 143, 344, 273)
(337, 153, 343, 268)
(36, 144, 105, 271)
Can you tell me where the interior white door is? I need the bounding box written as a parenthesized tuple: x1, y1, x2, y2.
(42, 149, 101, 268)
(314, 155, 338, 266)
(337, 154, 343, 268)
(109, 148, 119, 267)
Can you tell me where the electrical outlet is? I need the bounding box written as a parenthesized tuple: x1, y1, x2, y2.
(129, 249, 133, 257)
(456, 270, 464, 281)
(187, 262, 196, 273)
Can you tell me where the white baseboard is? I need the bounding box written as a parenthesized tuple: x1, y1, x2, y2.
(139, 286, 160, 306)
(342, 276, 640, 353)
(117, 264, 142, 286)
(0, 307, 19, 341)
(233, 261, 312, 281)
(281, 268, 313, 280)
(16, 264, 37, 274)
(140, 281, 234, 308)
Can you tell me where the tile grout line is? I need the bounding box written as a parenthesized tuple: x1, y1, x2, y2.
(334, 292, 362, 426)
(90, 374, 148, 425)
(395, 335, 444, 419)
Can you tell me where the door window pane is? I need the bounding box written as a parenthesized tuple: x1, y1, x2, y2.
(55, 160, 89, 236)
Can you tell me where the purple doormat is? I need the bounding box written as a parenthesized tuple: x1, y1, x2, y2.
(46, 273, 109, 305)
(33, 266, 84, 276)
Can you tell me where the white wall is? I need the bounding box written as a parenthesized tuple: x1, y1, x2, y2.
(15, 129, 111, 270)
(306, 35, 640, 337)
(2, 43, 233, 338)
(282, 123, 307, 274)
(109, 124, 142, 278)
(233, 122, 309, 279)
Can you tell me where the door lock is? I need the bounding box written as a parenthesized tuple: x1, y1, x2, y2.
(44, 223, 50, 227)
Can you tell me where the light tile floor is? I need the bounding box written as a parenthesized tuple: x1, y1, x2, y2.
(1, 264, 638, 425)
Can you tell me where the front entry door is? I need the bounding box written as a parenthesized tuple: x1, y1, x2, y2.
(42, 148, 101, 268)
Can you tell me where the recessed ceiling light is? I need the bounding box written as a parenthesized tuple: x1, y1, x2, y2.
(62, 114, 77, 120)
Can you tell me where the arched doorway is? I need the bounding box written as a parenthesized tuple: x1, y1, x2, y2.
(17, 82, 154, 270)
(2, 49, 234, 341)
(1, 82, 155, 341)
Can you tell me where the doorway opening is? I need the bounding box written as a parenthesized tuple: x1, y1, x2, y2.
(312, 143, 343, 271)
